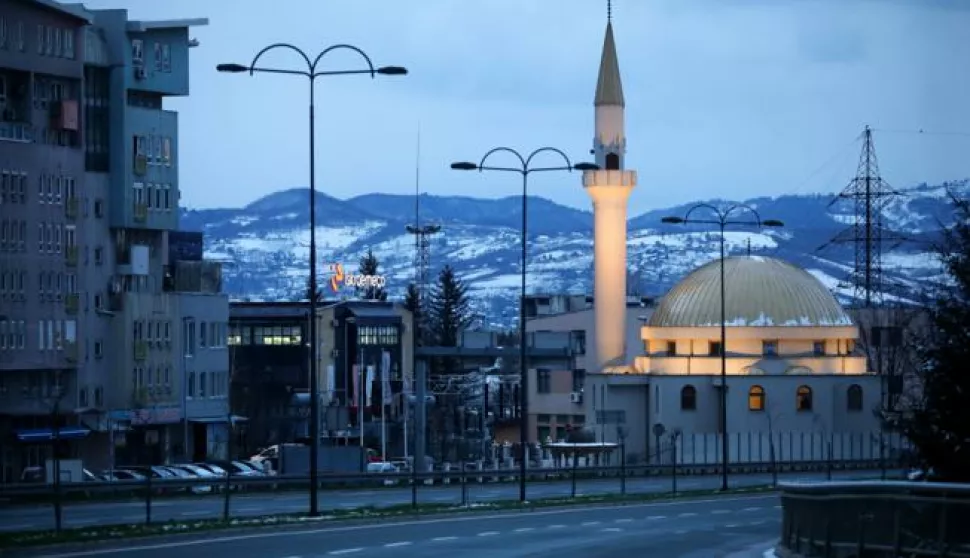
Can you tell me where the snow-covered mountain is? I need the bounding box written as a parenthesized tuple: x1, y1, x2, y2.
(179, 179, 968, 326)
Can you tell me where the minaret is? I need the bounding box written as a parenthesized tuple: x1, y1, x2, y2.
(584, 5, 637, 369)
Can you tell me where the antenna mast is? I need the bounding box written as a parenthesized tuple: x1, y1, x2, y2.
(406, 126, 441, 338)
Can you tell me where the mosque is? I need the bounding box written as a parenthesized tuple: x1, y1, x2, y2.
(527, 6, 883, 464)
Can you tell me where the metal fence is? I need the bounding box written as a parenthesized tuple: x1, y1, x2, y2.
(654, 431, 911, 466)
(777, 481, 970, 557)
(0, 459, 903, 534)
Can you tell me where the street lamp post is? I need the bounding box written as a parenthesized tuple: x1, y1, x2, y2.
(661, 203, 783, 491)
(181, 316, 195, 462)
(451, 148, 597, 502)
(218, 45, 406, 516)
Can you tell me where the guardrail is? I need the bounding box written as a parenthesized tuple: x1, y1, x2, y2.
(0, 458, 900, 533)
(777, 480, 970, 557)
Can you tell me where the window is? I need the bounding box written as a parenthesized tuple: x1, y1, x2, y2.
(162, 137, 172, 165)
(762, 340, 778, 356)
(748, 385, 765, 411)
(198, 372, 207, 397)
(131, 39, 144, 63)
(813, 341, 825, 356)
(708, 341, 723, 356)
(36, 25, 43, 54)
(0, 18, 6, 48)
(64, 29, 74, 59)
(94, 341, 103, 358)
(199, 321, 207, 347)
(154, 42, 162, 71)
(666, 341, 676, 356)
(571, 368, 585, 392)
(605, 152, 620, 170)
(680, 385, 697, 411)
(187, 371, 196, 398)
(796, 385, 813, 412)
(536, 369, 551, 394)
(847, 384, 863, 412)
(17, 22, 25, 52)
(161, 44, 171, 72)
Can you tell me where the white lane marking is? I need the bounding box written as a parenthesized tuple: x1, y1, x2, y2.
(615, 518, 633, 523)
(179, 511, 210, 517)
(749, 520, 767, 526)
(678, 512, 698, 517)
(432, 536, 457, 541)
(726, 523, 740, 528)
(328, 549, 363, 555)
(514, 527, 535, 532)
(384, 542, 412, 548)
(236, 507, 263, 513)
(478, 531, 500, 537)
(647, 515, 666, 520)
(674, 529, 688, 534)
(743, 507, 762, 512)
(774, 505, 782, 509)
(548, 524, 566, 529)
(33, 494, 780, 557)
(711, 510, 731, 514)
(432, 497, 451, 501)
(582, 521, 601, 526)
(601, 527, 623, 532)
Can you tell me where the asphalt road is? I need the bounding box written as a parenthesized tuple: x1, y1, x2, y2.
(0, 470, 877, 533)
(7, 494, 783, 558)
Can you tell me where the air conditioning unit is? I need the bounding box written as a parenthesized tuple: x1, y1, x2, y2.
(570, 392, 583, 404)
(134, 67, 147, 80)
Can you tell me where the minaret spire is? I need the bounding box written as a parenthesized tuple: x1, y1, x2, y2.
(607, 0, 612, 23)
(594, 2, 624, 107)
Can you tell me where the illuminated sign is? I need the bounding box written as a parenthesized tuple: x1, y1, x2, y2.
(329, 263, 387, 292)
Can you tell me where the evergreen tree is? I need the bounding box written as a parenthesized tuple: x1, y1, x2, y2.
(888, 192, 970, 481)
(357, 249, 387, 301)
(404, 282, 425, 345)
(428, 265, 472, 347)
(304, 276, 325, 303)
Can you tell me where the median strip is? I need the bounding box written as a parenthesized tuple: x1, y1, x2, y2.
(0, 485, 776, 549)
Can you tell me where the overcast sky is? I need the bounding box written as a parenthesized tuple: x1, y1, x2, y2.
(81, 0, 970, 214)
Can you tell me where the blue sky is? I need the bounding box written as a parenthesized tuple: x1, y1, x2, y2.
(81, 0, 970, 214)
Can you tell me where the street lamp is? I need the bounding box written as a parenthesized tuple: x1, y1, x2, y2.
(181, 316, 195, 462)
(217, 44, 406, 517)
(660, 203, 783, 491)
(451, 148, 598, 502)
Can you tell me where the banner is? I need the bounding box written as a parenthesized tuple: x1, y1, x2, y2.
(381, 350, 392, 405)
(326, 365, 335, 401)
(351, 364, 359, 408)
(365, 365, 375, 407)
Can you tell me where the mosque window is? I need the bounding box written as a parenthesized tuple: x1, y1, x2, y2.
(748, 385, 765, 411)
(680, 385, 697, 411)
(796, 385, 813, 412)
(665, 341, 676, 356)
(813, 341, 825, 356)
(708, 341, 723, 356)
(605, 152, 619, 170)
(762, 340, 778, 356)
(846, 384, 863, 412)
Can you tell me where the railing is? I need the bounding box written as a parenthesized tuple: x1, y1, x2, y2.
(0, 461, 899, 533)
(777, 481, 970, 557)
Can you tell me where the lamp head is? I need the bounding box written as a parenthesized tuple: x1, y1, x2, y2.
(661, 216, 685, 225)
(763, 219, 785, 228)
(376, 65, 408, 76)
(450, 162, 478, 171)
(216, 63, 248, 73)
(573, 162, 599, 171)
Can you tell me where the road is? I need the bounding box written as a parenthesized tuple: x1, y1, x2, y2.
(0, 470, 876, 533)
(6, 494, 783, 558)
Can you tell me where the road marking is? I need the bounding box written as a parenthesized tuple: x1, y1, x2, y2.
(384, 542, 412, 548)
(514, 527, 535, 532)
(328, 549, 363, 555)
(582, 521, 601, 526)
(432, 536, 457, 541)
(647, 515, 666, 520)
(678, 512, 698, 517)
(236, 507, 263, 512)
(601, 527, 623, 532)
(478, 531, 500, 536)
(180, 511, 210, 517)
(432, 496, 451, 501)
(30, 494, 780, 557)
(615, 518, 633, 523)
(674, 529, 688, 535)
(726, 523, 740, 528)
(549, 524, 566, 529)
(774, 505, 782, 509)
(749, 520, 767, 526)
(711, 509, 731, 514)
(743, 507, 762, 512)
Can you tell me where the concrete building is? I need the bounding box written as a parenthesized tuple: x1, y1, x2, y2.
(0, 0, 218, 480)
(586, 256, 882, 463)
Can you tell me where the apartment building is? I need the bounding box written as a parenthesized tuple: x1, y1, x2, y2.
(0, 0, 219, 480)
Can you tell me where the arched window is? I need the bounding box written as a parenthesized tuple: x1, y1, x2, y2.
(847, 384, 863, 412)
(605, 152, 620, 170)
(748, 385, 765, 411)
(680, 385, 697, 411)
(796, 385, 813, 412)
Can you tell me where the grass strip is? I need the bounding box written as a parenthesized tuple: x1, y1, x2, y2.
(0, 484, 777, 549)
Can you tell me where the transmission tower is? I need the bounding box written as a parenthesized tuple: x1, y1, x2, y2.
(820, 125, 903, 307)
(406, 128, 441, 335)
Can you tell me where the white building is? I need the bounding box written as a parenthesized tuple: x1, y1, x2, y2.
(585, 256, 883, 464)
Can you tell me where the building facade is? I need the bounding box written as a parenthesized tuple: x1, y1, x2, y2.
(0, 0, 218, 480)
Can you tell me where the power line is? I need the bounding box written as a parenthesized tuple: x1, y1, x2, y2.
(870, 127, 970, 139)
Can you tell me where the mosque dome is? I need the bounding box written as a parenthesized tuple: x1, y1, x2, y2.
(648, 256, 853, 328)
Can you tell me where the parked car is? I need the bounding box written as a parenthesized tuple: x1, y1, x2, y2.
(159, 466, 212, 494)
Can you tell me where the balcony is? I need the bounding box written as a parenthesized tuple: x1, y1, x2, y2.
(133, 203, 148, 223)
(64, 341, 78, 363)
(65, 294, 79, 315)
(65, 197, 79, 219)
(65, 246, 78, 267)
(133, 341, 148, 361)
